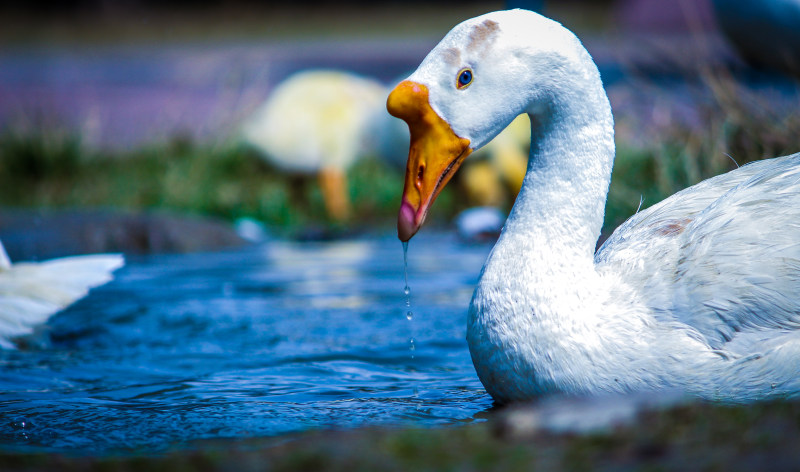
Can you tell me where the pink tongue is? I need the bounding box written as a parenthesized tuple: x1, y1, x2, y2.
(397, 202, 418, 241)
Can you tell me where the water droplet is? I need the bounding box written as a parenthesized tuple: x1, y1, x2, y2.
(12, 417, 32, 441)
(401, 241, 413, 312)
(402, 242, 416, 361)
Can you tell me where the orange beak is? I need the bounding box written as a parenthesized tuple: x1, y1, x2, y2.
(387, 81, 472, 241)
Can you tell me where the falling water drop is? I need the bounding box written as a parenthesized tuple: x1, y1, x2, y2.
(402, 241, 416, 359)
(402, 241, 412, 309)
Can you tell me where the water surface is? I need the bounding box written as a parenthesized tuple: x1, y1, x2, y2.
(0, 232, 494, 453)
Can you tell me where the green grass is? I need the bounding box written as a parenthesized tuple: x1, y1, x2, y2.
(0, 124, 488, 237)
(0, 131, 423, 236)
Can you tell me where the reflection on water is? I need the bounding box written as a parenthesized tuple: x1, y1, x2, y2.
(0, 232, 493, 453)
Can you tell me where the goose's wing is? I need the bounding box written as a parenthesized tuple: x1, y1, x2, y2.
(0, 252, 124, 348)
(596, 153, 800, 350)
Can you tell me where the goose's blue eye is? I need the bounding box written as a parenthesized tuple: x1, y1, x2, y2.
(457, 68, 473, 89)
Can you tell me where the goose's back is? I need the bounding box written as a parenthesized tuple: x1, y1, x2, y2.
(596, 153, 800, 352)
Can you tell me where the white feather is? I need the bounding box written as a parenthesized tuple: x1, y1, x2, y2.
(0, 240, 123, 348)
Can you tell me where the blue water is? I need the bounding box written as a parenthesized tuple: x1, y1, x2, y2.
(0, 232, 495, 453)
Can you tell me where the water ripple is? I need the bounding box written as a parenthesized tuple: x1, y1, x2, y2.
(0, 233, 495, 453)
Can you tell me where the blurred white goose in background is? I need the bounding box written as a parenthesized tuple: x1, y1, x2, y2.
(0, 240, 123, 348)
(242, 70, 386, 222)
(389, 9, 800, 403)
(459, 113, 529, 205)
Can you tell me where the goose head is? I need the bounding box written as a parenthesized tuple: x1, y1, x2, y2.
(388, 9, 595, 241)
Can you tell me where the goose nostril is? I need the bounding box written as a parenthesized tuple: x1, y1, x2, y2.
(417, 166, 425, 185)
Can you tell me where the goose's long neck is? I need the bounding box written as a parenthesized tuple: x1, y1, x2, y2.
(468, 68, 617, 400)
(483, 69, 615, 286)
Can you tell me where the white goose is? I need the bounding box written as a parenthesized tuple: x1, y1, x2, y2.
(243, 70, 386, 222)
(0, 240, 123, 349)
(388, 9, 800, 403)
